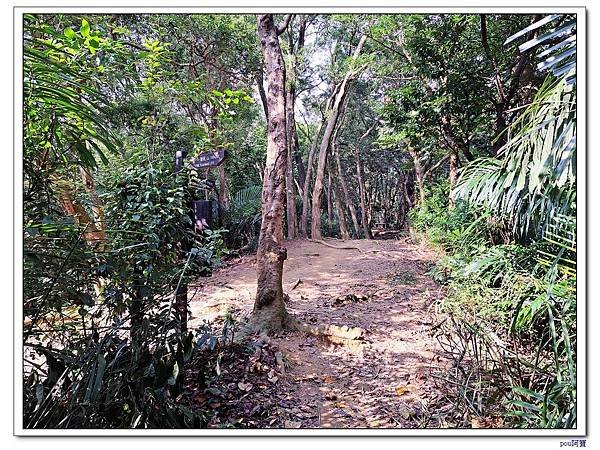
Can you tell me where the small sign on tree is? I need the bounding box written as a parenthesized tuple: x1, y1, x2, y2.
(190, 149, 227, 169)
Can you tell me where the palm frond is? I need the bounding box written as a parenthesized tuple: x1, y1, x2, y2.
(453, 15, 576, 239)
(24, 20, 120, 168)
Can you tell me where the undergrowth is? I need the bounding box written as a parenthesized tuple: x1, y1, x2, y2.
(410, 183, 576, 428)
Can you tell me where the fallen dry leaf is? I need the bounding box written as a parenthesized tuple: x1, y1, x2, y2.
(471, 417, 483, 428)
(238, 382, 253, 392)
(395, 385, 409, 396)
(322, 375, 335, 384)
(284, 420, 302, 428)
(193, 394, 207, 404)
(399, 407, 411, 419)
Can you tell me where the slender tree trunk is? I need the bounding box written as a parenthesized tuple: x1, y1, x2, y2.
(407, 145, 426, 205)
(55, 176, 103, 248)
(449, 148, 459, 208)
(79, 167, 105, 241)
(326, 172, 333, 224)
(366, 183, 373, 231)
(354, 146, 372, 240)
(286, 16, 307, 199)
(285, 87, 298, 239)
(175, 283, 188, 334)
(130, 271, 145, 348)
(218, 164, 229, 209)
(300, 122, 322, 237)
(441, 114, 463, 207)
(252, 14, 290, 332)
(310, 35, 367, 240)
(332, 179, 351, 240)
(294, 152, 306, 194)
(256, 71, 269, 119)
(334, 143, 360, 237)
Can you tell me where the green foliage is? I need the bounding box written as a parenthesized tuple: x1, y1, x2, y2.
(507, 214, 576, 428)
(223, 185, 263, 249)
(24, 326, 207, 428)
(414, 16, 578, 428)
(419, 208, 576, 427)
(23, 147, 227, 428)
(22, 14, 238, 429)
(412, 165, 576, 429)
(23, 15, 120, 171)
(409, 181, 491, 253)
(373, 14, 533, 160)
(454, 76, 576, 239)
(454, 14, 576, 240)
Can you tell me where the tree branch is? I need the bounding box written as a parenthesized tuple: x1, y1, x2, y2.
(276, 14, 294, 36)
(424, 154, 450, 178)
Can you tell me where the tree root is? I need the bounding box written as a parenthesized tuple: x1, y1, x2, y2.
(287, 316, 366, 342)
(235, 312, 366, 349)
(307, 238, 364, 253)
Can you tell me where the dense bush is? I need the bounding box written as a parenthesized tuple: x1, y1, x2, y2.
(23, 149, 228, 428)
(410, 180, 576, 428)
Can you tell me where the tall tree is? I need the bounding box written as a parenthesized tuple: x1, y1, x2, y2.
(283, 16, 307, 239)
(310, 34, 367, 239)
(299, 121, 323, 237)
(333, 141, 360, 238)
(251, 14, 291, 331)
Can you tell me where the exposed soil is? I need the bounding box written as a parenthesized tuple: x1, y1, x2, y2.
(184, 238, 452, 428)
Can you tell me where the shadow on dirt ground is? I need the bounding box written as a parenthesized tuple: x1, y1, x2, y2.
(183, 238, 452, 428)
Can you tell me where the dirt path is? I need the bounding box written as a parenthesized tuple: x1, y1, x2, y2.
(187, 238, 450, 428)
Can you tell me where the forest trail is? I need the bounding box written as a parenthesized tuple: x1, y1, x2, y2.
(187, 238, 451, 428)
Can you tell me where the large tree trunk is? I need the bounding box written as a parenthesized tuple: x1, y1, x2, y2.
(252, 14, 290, 332)
(354, 146, 372, 240)
(310, 35, 367, 240)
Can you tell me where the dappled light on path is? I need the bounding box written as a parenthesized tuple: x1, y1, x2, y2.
(188, 238, 450, 428)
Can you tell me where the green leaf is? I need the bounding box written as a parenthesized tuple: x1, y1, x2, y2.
(91, 354, 107, 402)
(80, 19, 90, 37)
(64, 27, 76, 39)
(511, 399, 542, 412)
(513, 386, 545, 401)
